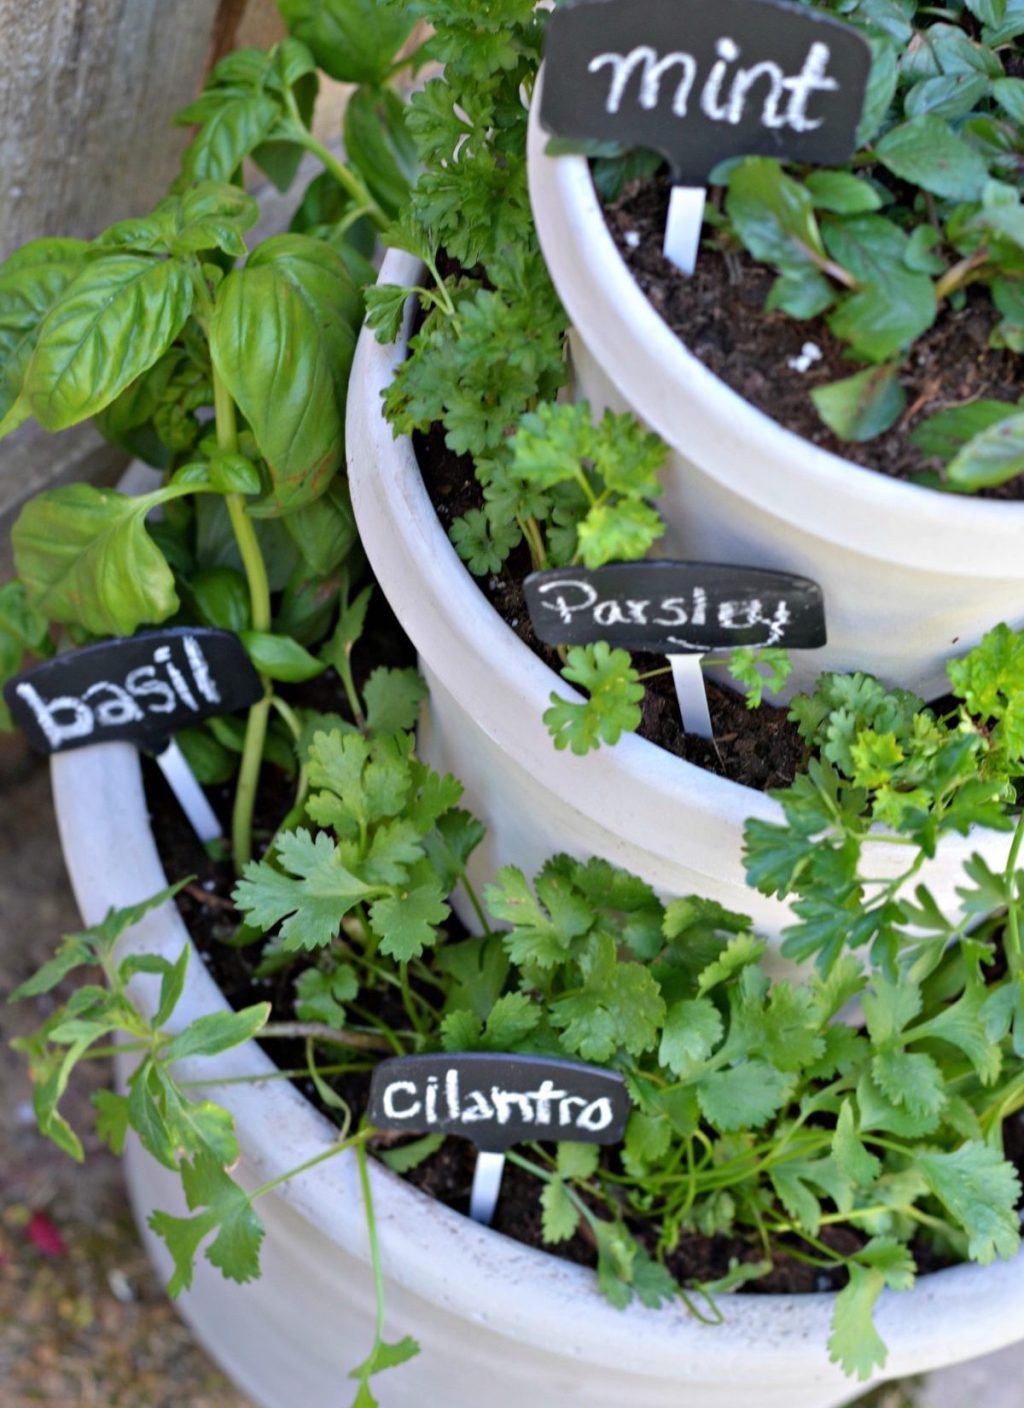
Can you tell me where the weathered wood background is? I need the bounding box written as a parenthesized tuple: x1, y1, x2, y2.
(0, 0, 351, 574)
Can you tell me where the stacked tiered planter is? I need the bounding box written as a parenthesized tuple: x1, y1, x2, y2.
(347, 249, 1013, 949)
(341, 248, 1024, 1404)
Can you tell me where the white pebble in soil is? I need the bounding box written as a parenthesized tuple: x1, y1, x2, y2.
(624, 229, 641, 249)
(787, 342, 823, 374)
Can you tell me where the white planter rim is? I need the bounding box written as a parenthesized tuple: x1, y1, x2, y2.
(526, 69, 1024, 576)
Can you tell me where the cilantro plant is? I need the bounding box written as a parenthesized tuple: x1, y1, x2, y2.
(479, 853, 1023, 1382)
(707, 0, 1023, 480)
(0, 11, 419, 869)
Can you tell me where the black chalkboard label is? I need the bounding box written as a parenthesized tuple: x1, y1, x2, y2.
(524, 561, 826, 654)
(368, 1053, 631, 1155)
(540, 0, 872, 184)
(4, 627, 262, 756)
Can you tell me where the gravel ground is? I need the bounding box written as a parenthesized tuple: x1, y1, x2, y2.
(0, 732, 1019, 1408)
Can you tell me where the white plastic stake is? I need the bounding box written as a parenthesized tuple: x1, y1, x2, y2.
(667, 653, 714, 739)
(663, 186, 707, 276)
(155, 737, 222, 844)
(469, 1151, 506, 1226)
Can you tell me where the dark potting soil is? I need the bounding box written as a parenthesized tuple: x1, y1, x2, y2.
(602, 172, 1023, 497)
(415, 421, 807, 793)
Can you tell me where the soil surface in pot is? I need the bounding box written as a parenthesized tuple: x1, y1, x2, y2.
(602, 173, 1023, 497)
(416, 422, 807, 792)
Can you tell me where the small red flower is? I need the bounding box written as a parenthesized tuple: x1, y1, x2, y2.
(27, 1210, 67, 1258)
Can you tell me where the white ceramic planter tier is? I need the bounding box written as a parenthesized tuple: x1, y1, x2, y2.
(526, 74, 1024, 702)
(49, 741, 1024, 1408)
(346, 250, 1010, 946)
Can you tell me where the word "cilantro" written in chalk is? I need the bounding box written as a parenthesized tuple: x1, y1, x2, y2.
(368, 1053, 631, 1153)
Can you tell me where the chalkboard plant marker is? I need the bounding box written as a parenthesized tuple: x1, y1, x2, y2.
(540, 0, 871, 274)
(369, 1053, 630, 1228)
(4, 627, 262, 846)
(524, 560, 826, 740)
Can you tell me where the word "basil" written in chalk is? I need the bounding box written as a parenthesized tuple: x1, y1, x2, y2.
(524, 561, 826, 655)
(5, 627, 262, 755)
(540, 0, 872, 184)
(368, 1053, 631, 1154)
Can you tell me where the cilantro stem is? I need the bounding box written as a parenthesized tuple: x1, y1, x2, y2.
(259, 1021, 393, 1052)
(267, 695, 310, 844)
(356, 1134, 388, 1345)
(250, 1124, 374, 1202)
(1003, 807, 1024, 976)
(399, 962, 427, 1036)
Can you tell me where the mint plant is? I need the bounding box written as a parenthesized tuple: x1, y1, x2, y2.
(0, 12, 419, 869)
(706, 0, 1023, 480)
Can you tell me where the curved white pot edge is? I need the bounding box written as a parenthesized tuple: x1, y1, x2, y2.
(346, 249, 1013, 937)
(47, 740, 1024, 1391)
(524, 68, 1024, 578)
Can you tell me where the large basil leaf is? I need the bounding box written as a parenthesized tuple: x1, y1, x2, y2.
(23, 256, 193, 432)
(182, 92, 281, 183)
(0, 238, 92, 437)
(12, 484, 183, 635)
(209, 237, 359, 514)
(278, 0, 416, 85)
(247, 233, 363, 335)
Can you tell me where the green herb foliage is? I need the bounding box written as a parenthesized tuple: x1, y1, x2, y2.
(14, 628, 1024, 1387)
(711, 0, 1023, 476)
(366, 1, 792, 751)
(0, 7, 420, 872)
(744, 623, 1024, 975)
